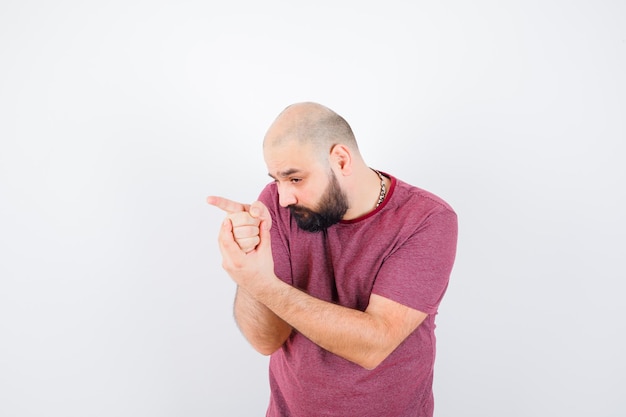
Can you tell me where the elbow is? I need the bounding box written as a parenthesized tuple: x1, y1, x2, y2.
(254, 343, 283, 356)
(239, 324, 292, 357)
(359, 359, 383, 371)
(360, 361, 379, 371)
(355, 337, 403, 369)
(357, 350, 391, 370)
(360, 359, 384, 371)
(248, 332, 290, 356)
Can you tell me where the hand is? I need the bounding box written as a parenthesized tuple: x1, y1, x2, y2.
(216, 200, 276, 293)
(207, 196, 269, 253)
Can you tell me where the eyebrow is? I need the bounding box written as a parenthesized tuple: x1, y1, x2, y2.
(268, 168, 303, 180)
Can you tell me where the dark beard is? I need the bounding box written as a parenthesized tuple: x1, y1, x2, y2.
(289, 172, 349, 232)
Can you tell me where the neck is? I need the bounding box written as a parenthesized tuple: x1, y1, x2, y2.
(341, 165, 389, 220)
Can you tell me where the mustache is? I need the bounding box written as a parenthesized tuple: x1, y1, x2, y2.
(289, 204, 311, 213)
(288, 204, 326, 232)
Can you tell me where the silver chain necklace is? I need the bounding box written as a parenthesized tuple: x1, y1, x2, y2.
(374, 170, 387, 208)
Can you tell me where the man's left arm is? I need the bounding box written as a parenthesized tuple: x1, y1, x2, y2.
(254, 280, 427, 370)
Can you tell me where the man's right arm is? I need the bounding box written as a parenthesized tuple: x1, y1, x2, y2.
(234, 286, 292, 355)
(208, 195, 292, 354)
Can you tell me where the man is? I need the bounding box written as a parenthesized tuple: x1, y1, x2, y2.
(207, 102, 457, 417)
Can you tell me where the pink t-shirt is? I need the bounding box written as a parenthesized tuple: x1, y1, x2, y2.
(259, 174, 458, 417)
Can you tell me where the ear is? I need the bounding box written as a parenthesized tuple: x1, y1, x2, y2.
(329, 144, 353, 175)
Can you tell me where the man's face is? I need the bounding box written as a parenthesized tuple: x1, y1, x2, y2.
(264, 141, 349, 232)
(289, 170, 348, 232)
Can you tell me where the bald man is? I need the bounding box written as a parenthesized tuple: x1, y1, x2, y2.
(207, 102, 457, 417)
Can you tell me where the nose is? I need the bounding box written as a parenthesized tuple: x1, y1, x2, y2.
(278, 186, 297, 208)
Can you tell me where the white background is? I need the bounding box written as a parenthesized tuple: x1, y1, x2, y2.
(1, 1, 624, 416)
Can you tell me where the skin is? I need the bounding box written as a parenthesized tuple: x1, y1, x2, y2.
(207, 102, 427, 369)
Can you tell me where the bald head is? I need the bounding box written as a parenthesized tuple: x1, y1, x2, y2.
(263, 102, 359, 162)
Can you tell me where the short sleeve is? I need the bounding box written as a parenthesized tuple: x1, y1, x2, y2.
(372, 208, 458, 314)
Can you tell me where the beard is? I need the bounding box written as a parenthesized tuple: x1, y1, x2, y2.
(289, 171, 349, 233)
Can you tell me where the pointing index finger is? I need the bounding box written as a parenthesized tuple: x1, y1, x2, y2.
(206, 196, 251, 213)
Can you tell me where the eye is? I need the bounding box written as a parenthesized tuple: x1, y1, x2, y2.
(290, 178, 302, 184)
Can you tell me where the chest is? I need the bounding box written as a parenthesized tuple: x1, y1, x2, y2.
(287, 226, 396, 311)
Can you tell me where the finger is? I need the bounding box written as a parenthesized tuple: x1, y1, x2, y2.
(218, 218, 245, 259)
(231, 225, 260, 240)
(249, 201, 273, 230)
(219, 217, 259, 254)
(207, 196, 251, 214)
(238, 236, 260, 253)
(226, 212, 260, 253)
(228, 211, 261, 228)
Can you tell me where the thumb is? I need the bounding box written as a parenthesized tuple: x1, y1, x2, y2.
(249, 201, 272, 230)
(217, 217, 238, 255)
(257, 216, 273, 251)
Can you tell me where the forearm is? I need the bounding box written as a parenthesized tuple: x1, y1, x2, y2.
(254, 277, 394, 369)
(234, 286, 293, 355)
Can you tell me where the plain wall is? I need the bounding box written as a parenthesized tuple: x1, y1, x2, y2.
(1, 1, 624, 416)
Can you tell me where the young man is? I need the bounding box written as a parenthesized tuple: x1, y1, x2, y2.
(208, 102, 457, 417)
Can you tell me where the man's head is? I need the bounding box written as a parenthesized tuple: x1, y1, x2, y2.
(263, 102, 361, 232)
(263, 102, 359, 161)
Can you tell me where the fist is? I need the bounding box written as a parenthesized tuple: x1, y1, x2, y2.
(207, 197, 272, 254)
(228, 211, 261, 253)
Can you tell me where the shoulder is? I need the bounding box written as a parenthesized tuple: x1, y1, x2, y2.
(373, 176, 458, 253)
(384, 176, 456, 224)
